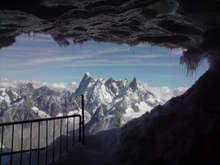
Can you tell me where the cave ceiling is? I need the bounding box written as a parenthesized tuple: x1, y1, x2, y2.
(0, 0, 220, 54)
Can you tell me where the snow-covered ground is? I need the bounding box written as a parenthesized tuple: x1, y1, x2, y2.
(31, 106, 50, 118)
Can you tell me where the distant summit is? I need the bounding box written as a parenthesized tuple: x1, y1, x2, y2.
(75, 72, 96, 94)
(0, 73, 164, 134)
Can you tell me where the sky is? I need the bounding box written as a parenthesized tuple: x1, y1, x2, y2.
(0, 33, 209, 100)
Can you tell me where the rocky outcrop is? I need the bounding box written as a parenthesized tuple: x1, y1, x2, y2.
(113, 61, 220, 165)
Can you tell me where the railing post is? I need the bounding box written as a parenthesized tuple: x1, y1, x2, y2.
(11, 124, 14, 165)
(81, 94, 85, 145)
(0, 126, 4, 165)
(20, 123, 24, 165)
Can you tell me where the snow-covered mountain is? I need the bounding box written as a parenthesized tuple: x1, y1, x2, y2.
(0, 73, 163, 134)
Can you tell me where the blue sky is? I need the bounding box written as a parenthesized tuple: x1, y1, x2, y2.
(0, 33, 209, 88)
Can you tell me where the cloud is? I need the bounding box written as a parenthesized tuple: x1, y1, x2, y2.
(143, 82, 188, 102)
(0, 77, 78, 92)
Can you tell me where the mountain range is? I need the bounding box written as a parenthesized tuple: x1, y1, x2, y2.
(0, 73, 164, 134)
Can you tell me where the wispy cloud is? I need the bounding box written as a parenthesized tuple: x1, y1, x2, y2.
(1, 40, 180, 68)
(1, 34, 196, 88)
(0, 77, 78, 92)
(143, 82, 188, 102)
(54, 58, 179, 67)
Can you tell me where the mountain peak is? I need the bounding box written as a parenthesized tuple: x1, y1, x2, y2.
(84, 72, 91, 78)
(81, 72, 95, 83)
(25, 82, 34, 88)
(129, 77, 138, 89)
(105, 78, 114, 84)
(19, 82, 35, 97)
(75, 73, 96, 94)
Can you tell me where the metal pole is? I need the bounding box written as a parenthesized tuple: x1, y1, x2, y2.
(81, 95, 85, 145)
(0, 126, 4, 165)
(20, 123, 23, 165)
(10, 125, 14, 165)
(53, 119, 55, 164)
(66, 119, 69, 152)
(45, 121, 48, 165)
(60, 119, 62, 158)
(29, 122, 32, 165)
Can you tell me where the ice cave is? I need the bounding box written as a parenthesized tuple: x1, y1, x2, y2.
(0, 0, 220, 164)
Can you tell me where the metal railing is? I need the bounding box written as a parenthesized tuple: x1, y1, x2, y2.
(0, 114, 83, 165)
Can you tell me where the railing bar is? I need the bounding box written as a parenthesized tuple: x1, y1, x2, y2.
(53, 119, 55, 164)
(60, 119, 62, 158)
(30, 122, 32, 165)
(46, 120, 48, 165)
(0, 115, 81, 126)
(38, 122, 40, 165)
(0, 126, 4, 165)
(10, 124, 14, 165)
(20, 123, 23, 165)
(66, 118, 69, 152)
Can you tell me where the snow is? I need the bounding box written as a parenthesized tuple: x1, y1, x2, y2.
(31, 106, 50, 118)
(72, 109, 91, 124)
(0, 88, 10, 103)
(4, 99, 24, 115)
(114, 97, 123, 103)
(146, 95, 157, 104)
(56, 113, 63, 117)
(67, 110, 78, 116)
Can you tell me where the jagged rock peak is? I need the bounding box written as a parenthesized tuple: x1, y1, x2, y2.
(129, 77, 138, 89)
(105, 78, 114, 84)
(33, 86, 60, 96)
(23, 82, 35, 90)
(81, 72, 95, 83)
(75, 72, 96, 94)
(19, 82, 35, 97)
(8, 86, 15, 91)
(85, 72, 91, 77)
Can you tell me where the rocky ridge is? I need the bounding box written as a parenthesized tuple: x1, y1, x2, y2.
(0, 73, 163, 134)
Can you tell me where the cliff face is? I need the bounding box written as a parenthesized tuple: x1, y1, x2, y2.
(109, 60, 220, 165)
